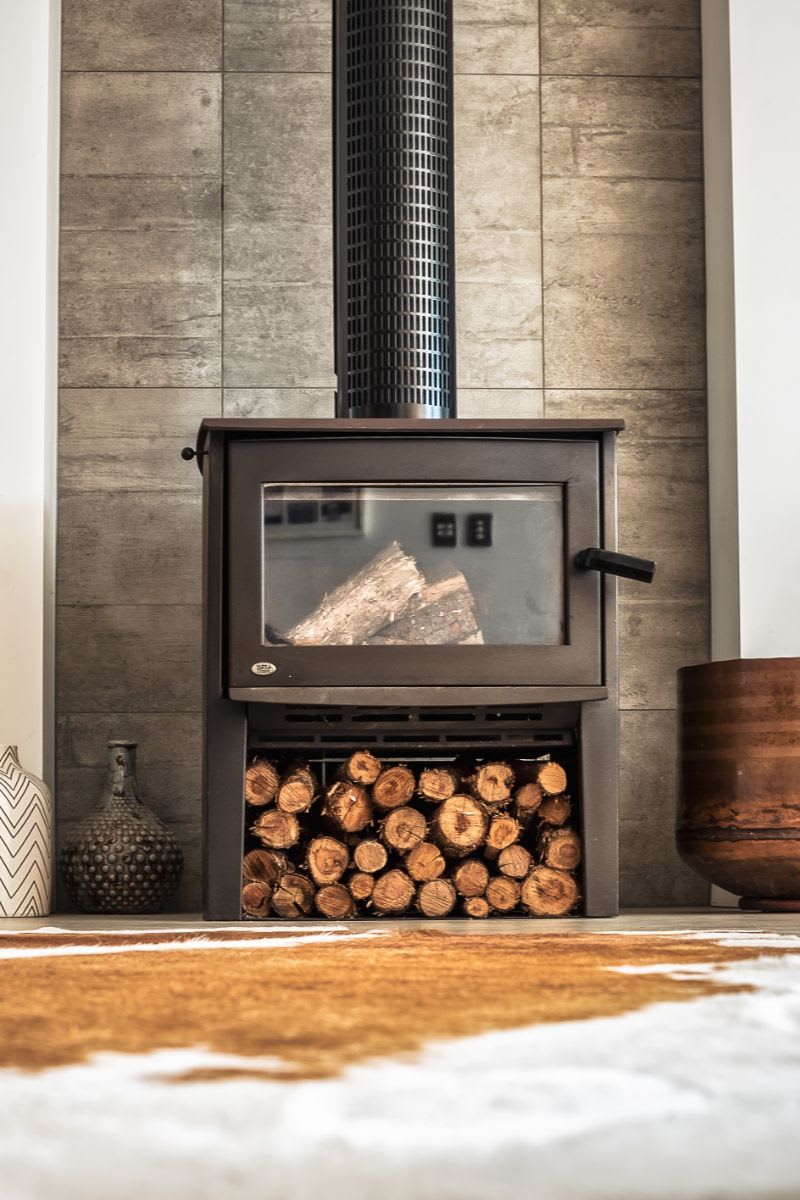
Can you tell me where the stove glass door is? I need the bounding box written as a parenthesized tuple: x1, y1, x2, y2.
(262, 484, 564, 648)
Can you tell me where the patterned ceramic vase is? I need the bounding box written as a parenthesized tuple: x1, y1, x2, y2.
(0, 745, 53, 916)
(60, 739, 183, 914)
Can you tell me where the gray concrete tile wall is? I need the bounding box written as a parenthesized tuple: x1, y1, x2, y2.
(57, 0, 708, 912)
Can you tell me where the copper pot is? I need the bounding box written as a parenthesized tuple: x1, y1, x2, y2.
(677, 657, 800, 911)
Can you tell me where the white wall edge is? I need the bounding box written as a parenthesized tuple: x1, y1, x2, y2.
(701, 0, 740, 664)
(43, 0, 61, 792)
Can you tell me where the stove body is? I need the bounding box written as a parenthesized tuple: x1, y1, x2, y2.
(199, 417, 627, 920)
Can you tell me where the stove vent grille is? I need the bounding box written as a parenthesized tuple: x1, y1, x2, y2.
(334, 0, 456, 419)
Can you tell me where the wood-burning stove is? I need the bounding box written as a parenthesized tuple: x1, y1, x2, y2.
(194, 417, 655, 920)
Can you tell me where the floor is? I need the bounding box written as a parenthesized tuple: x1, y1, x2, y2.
(1, 908, 799, 1200)
(4, 906, 799, 935)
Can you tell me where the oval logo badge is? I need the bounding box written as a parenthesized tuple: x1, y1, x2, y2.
(251, 662, 277, 676)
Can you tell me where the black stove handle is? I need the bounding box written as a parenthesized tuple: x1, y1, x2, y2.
(575, 547, 656, 584)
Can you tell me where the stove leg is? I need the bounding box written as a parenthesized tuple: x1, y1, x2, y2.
(579, 699, 619, 917)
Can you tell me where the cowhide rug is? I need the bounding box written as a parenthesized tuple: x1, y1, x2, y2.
(0, 924, 799, 1200)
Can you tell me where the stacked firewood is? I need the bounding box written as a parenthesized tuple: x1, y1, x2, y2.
(241, 751, 581, 920)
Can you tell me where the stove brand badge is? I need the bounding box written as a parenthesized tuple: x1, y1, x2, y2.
(251, 662, 277, 676)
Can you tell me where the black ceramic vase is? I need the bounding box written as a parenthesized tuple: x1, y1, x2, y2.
(60, 739, 183, 914)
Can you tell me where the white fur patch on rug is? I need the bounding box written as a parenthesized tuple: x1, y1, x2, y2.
(1, 928, 799, 1200)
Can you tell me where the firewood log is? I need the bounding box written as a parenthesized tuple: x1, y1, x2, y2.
(416, 878, 457, 918)
(324, 780, 373, 833)
(315, 883, 355, 919)
(468, 762, 515, 808)
(242, 881, 272, 918)
(513, 781, 543, 824)
(463, 895, 490, 918)
(245, 758, 280, 807)
(405, 840, 446, 882)
(486, 875, 521, 913)
(372, 764, 416, 810)
(431, 794, 489, 857)
(353, 839, 388, 874)
(381, 806, 427, 852)
(484, 813, 521, 856)
(286, 541, 426, 645)
(242, 848, 287, 887)
(367, 570, 481, 645)
(538, 827, 582, 872)
(451, 857, 489, 898)
(536, 762, 568, 796)
(347, 871, 375, 902)
(276, 763, 317, 814)
(418, 766, 459, 803)
(306, 835, 350, 886)
(340, 749, 382, 785)
(251, 809, 300, 850)
(538, 794, 572, 826)
(271, 872, 315, 918)
(497, 844, 532, 880)
(521, 867, 579, 916)
(371, 868, 415, 914)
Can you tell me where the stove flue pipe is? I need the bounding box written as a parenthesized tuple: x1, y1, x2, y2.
(333, 0, 457, 419)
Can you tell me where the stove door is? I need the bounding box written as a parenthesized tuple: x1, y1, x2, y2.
(226, 436, 604, 689)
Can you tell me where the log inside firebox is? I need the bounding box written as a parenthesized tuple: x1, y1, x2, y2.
(240, 750, 580, 921)
(279, 544, 485, 647)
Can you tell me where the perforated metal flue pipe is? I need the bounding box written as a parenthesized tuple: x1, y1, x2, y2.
(333, 0, 457, 419)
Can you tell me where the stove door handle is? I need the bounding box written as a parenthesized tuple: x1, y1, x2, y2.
(575, 547, 656, 584)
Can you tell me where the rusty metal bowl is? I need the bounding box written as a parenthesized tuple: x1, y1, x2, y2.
(677, 657, 800, 911)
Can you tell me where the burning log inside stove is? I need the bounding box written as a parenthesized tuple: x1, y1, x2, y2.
(272, 543, 485, 647)
(242, 752, 580, 919)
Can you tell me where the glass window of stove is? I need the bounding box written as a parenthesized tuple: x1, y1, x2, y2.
(262, 484, 565, 647)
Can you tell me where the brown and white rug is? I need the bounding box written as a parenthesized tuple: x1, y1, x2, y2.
(1, 924, 799, 1200)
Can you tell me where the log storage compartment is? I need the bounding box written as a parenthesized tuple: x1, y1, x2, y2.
(241, 734, 582, 919)
(196, 419, 654, 920)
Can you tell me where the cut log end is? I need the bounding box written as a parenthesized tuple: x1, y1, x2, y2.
(486, 875, 521, 913)
(353, 839, 388, 874)
(470, 762, 515, 807)
(315, 883, 355, 919)
(432, 794, 489, 857)
(371, 868, 415, 914)
(372, 765, 416, 811)
(521, 867, 579, 917)
(348, 872, 375, 902)
(276, 763, 317, 814)
(242, 848, 287, 888)
(463, 895, 490, 919)
(242, 881, 272, 918)
(538, 794, 572, 826)
(342, 749, 382, 785)
(416, 878, 457, 918)
(485, 813, 521, 855)
(251, 809, 300, 851)
(381, 806, 427, 852)
(513, 781, 543, 823)
(497, 843, 532, 880)
(306, 835, 350, 886)
(405, 840, 446, 882)
(245, 758, 280, 807)
(537, 762, 568, 796)
(418, 767, 458, 803)
(325, 780, 373, 833)
(539, 827, 582, 872)
(451, 858, 489, 898)
(271, 872, 315, 918)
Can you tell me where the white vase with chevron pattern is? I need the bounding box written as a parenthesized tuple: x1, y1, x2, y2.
(0, 745, 53, 916)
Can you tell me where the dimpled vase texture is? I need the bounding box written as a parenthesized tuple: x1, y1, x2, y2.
(0, 745, 53, 916)
(60, 740, 183, 914)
